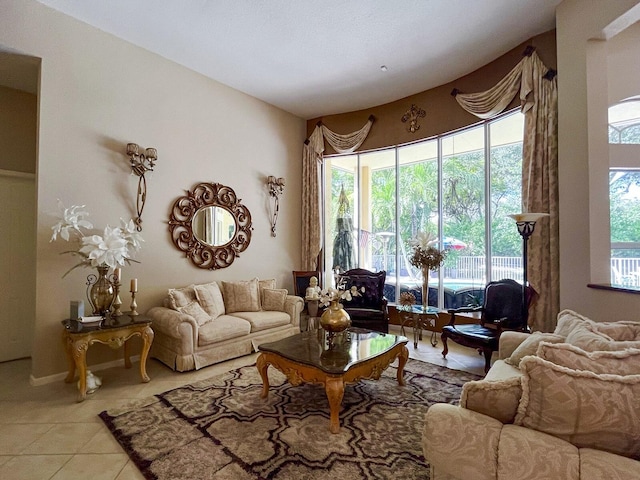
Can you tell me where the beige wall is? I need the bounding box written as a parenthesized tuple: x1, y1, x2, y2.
(0, 86, 36, 173)
(557, 0, 640, 318)
(0, 0, 305, 379)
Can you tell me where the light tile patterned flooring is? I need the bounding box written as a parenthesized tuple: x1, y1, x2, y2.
(0, 325, 487, 479)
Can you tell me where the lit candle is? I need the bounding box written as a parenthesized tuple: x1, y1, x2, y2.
(114, 268, 121, 283)
(131, 278, 138, 292)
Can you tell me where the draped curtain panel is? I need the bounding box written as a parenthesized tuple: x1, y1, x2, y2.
(455, 51, 559, 332)
(301, 119, 373, 270)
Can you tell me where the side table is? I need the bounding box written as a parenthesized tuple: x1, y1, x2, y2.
(61, 314, 154, 402)
(398, 305, 441, 348)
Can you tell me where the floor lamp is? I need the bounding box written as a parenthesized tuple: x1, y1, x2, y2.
(508, 213, 549, 325)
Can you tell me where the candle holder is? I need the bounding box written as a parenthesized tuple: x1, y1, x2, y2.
(130, 290, 139, 316)
(111, 280, 123, 316)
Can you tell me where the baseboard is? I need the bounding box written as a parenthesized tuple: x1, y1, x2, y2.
(29, 355, 141, 386)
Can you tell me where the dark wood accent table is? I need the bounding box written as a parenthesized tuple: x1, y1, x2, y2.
(257, 328, 409, 434)
(61, 314, 154, 402)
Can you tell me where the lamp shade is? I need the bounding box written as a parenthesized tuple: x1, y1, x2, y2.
(508, 213, 549, 223)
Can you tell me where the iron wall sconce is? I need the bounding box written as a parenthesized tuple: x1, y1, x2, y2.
(267, 175, 285, 237)
(126, 143, 158, 231)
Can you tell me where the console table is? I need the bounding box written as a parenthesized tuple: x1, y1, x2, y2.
(61, 314, 154, 402)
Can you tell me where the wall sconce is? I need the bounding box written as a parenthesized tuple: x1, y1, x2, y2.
(126, 143, 158, 232)
(267, 175, 285, 237)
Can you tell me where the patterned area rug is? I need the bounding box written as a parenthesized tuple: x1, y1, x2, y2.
(99, 359, 479, 480)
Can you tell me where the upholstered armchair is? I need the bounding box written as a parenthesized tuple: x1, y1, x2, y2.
(341, 268, 389, 333)
(441, 279, 537, 373)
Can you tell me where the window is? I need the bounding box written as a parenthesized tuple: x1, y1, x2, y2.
(608, 99, 640, 288)
(323, 110, 525, 308)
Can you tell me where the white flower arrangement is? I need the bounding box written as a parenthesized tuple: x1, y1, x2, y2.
(318, 276, 364, 307)
(50, 200, 144, 277)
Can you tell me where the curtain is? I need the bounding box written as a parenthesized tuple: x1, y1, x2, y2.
(454, 51, 559, 332)
(301, 118, 373, 270)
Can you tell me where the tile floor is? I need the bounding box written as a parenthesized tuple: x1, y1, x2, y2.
(0, 325, 487, 480)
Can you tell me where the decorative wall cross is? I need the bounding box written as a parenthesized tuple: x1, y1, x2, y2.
(401, 104, 426, 133)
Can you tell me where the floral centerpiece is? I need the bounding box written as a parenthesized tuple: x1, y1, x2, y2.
(317, 277, 364, 333)
(409, 232, 447, 311)
(50, 200, 143, 314)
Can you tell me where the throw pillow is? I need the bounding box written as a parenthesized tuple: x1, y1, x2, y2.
(177, 301, 212, 326)
(167, 284, 197, 310)
(503, 332, 565, 367)
(591, 321, 640, 342)
(221, 278, 260, 313)
(565, 323, 640, 352)
(460, 376, 522, 424)
(514, 355, 640, 459)
(261, 288, 288, 311)
(537, 342, 640, 376)
(194, 282, 225, 319)
(553, 309, 595, 337)
(258, 278, 277, 309)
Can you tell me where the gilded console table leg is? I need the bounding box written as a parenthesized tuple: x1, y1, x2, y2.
(325, 376, 345, 434)
(139, 326, 154, 383)
(72, 339, 89, 402)
(396, 345, 409, 386)
(62, 332, 76, 383)
(256, 354, 271, 398)
(124, 337, 133, 369)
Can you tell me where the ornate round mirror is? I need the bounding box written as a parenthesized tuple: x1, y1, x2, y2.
(192, 206, 236, 246)
(169, 182, 252, 269)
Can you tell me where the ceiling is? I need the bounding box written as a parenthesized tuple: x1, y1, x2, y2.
(27, 0, 559, 119)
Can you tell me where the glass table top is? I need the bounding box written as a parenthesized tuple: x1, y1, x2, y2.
(258, 328, 408, 374)
(62, 313, 151, 333)
(396, 305, 440, 314)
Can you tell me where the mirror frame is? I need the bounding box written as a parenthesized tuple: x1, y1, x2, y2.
(169, 182, 252, 269)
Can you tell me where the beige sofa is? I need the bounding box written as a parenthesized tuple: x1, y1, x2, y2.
(423, 309, 640, 480)
(147, 278, 303, 371)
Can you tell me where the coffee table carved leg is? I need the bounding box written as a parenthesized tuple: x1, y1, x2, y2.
(139, 326, 154, 382)
(62, 333, 76, 383)
(396, 344, 409, 386)
(256, 354, 271, 398)
(325, 376, 345, 434)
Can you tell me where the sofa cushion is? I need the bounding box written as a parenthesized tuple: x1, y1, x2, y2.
(503, 332, 565, 367)
(261, 288, 287, 311)
(515, 355, 640, 460)
(460, 375, 522, 424)
(566, 323, 640, 352)
(580, 448, 640, 480)
(591, 321, 640, 342)
(198, 315, 251, 346)
(553, 309, 595, 337)
(177, 301, 212, 326)
(537, 342, 640, 376)
(167, 284, 197, 310)
(258, 278, 276, 308)
(232, 311, 290, 332)
(221, 278, 260, 313)
(194, 282, 225, 319)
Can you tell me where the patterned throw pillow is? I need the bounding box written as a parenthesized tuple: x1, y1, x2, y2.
(177, 301, 212, 326)
(537, 342, 640, 376)
(503, 332, 565, 367)
(258, 278, 277, 309)
(515, 356, 640, 460)
(261, 288, 288, 311)
(565, 323, 640, 352)
(194, 282, 226, 319)
(553, 309, 596, 337)
(167, 284, 197, 310)
(221, 278, 260, 313)
(460, 376, 522, 424)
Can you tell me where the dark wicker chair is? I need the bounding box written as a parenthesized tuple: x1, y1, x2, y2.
(341, 268, 389, 333)
(441, 279, 538, 373)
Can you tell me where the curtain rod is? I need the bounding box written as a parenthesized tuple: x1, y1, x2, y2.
(523, 45, 536, 57)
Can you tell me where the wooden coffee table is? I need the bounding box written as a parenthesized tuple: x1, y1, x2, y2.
(257, 328, 409, 433)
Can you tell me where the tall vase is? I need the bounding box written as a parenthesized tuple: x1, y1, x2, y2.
(88, 265, 115, 315)
(421, 267, 429, 312)
(319, 300, 351, 333)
